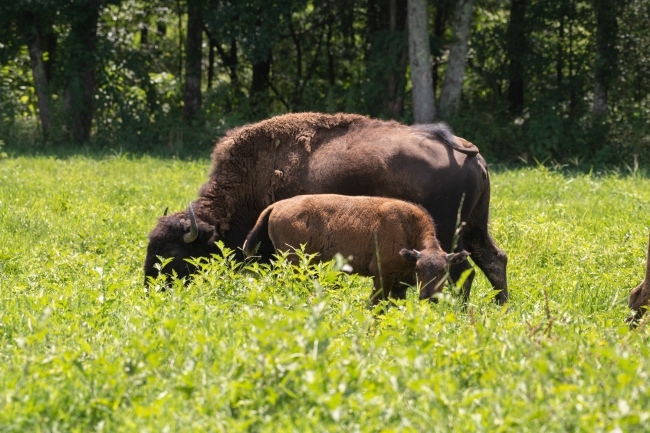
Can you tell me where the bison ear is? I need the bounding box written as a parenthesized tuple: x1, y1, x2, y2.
(400, 249, 419, 262)
(446, 251, 470, 264)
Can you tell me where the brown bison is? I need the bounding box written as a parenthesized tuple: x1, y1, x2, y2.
(627, 233, 650, 327)
(144, 112, 507, 304)
(244, 194, 470, 304)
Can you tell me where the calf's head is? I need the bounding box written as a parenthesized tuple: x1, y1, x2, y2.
(400, 248, 470, 302)
(627, 233, 650, 328)
(144, 204, 221, 286)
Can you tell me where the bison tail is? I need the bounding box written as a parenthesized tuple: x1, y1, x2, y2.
(244, 205, 275, 257)
(411, 123, 479, 156)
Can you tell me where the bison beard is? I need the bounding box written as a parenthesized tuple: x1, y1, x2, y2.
(143, 112, 508, 304)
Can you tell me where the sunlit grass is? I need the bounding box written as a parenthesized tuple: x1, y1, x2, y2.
(1, 156, 650, 431)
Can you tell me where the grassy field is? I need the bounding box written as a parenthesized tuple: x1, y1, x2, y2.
(1, 155, 650, 432)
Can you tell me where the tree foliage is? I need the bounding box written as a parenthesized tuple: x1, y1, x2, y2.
(0, 0, 648, 164)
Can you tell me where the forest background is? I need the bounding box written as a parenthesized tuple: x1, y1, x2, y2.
(0, 0, 648, 165)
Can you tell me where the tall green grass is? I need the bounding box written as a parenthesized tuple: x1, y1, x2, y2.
(1, 156, 650, 431)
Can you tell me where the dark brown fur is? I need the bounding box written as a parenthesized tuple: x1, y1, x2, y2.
(144, 112, 507, 304)
(244, 195, 469, 304)
(627, 233, 650, 328)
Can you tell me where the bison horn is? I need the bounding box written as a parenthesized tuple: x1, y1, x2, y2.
(445, 253, 455, 262)
(183, 203, 198, 243)
(163, 207, 169, 216)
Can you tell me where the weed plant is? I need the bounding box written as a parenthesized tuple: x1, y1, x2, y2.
(1, 156, 650, 431)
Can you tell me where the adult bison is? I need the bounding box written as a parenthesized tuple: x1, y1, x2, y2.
(144, 112, 508, 304)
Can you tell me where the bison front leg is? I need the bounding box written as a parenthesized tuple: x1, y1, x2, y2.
(369, 273, 395, 307)
(449, 260, 475, 306)
(389, 284, 408, 301)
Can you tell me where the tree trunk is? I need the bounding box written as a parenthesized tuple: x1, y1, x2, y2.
(385, 0, 407, 119)
(251, 51, 271, 117)
(183, 0, 202, 122)
(157, 22, 167, 38)
(176, 0, 184, 78)
(251, 54, 271, 96)
(25, 15, 53, 140)
(63, 0, 102, 143)
(432, 2, 451, 100)
(506, 0, 526, 113)
(408, 0, 435, 123)
(592, 0, 619, 117)
(439, 0, 475, 118)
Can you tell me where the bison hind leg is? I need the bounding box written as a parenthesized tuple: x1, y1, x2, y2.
(461, 224, 508, 304)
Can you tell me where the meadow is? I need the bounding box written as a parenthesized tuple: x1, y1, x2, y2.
(1, 154, 650, 432)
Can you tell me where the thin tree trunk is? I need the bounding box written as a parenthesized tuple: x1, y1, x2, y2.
(25, 16, 53, 140)
(288, 20, 303, 107)
(327, 15, 335, 86)
(229, 40, 239, 88)
(183, 0, 202, 122)
(141, 23, 148, 47)
(592, 0, 619, 117)
(557, 11, 564, 87)
(176, 0, 184, 78)
(63, 0, 102, 143)
(42, 26, 57, 84)
(211, 36, 239, 86)
(439, 0, 475, 118)
(366, 0, 377, 60)
(431, 3, 450, 100)
(506, 0, 526, 113)
(408, 0, 435, 123)
(568, 10, 576, 117)
(207, 38, 214, 90)
(289, 20, 302, 80)
(385, 0, 407, 119)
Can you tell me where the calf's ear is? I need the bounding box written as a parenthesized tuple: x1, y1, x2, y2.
(400, 249, 419, 262)
(446, 251, 470, 264)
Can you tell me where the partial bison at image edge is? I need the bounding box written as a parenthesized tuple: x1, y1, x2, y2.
(244, 194, 470, 305)
(627, 233, 650, 328)
(143, 112, 508, 304)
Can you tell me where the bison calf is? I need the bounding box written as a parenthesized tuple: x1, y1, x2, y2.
(244, 194, 469, 305)
(627, 233, 650, 328)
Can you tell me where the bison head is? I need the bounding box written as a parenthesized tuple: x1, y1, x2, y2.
(143, 203, 221, 286)
(626, 233, 650, 329)
(400, 248, 470, 302)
